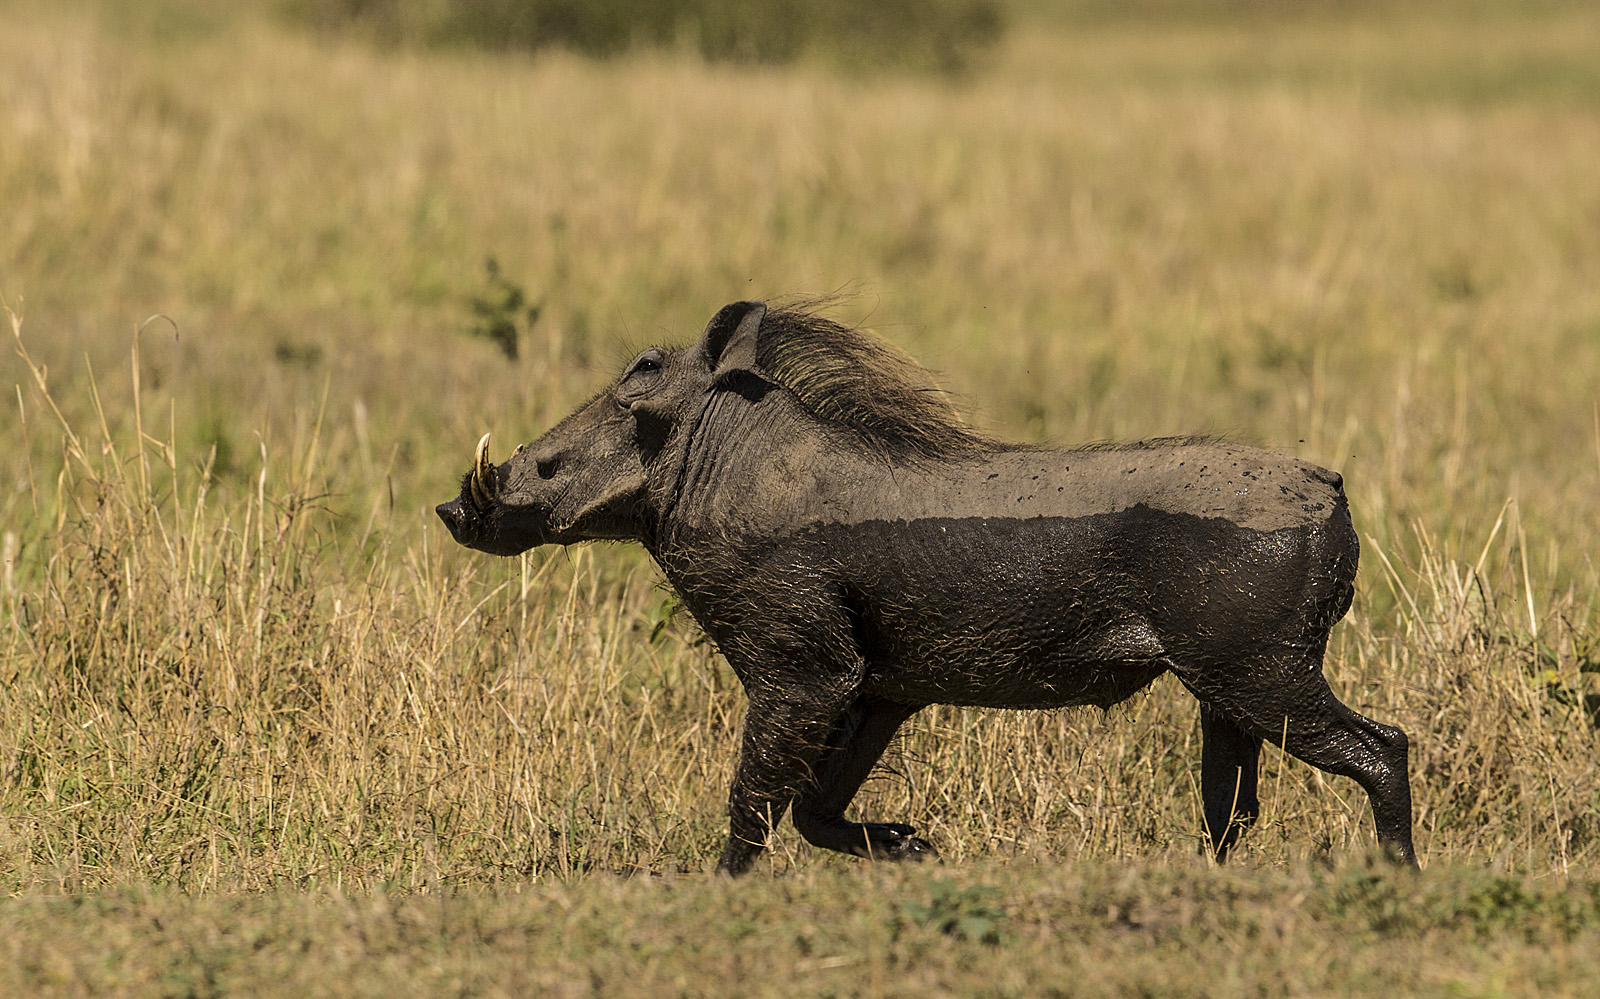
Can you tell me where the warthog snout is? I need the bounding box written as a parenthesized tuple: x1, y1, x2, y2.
(435, 432, 501, 548)
(434, 497, 467, 542)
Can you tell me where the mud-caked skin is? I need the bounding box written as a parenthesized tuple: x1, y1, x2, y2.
(436, 301, 1418, 875)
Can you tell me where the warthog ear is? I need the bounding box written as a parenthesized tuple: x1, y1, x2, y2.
(700, 300, 766, 383)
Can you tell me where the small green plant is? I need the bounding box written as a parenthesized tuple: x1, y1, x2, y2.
(466, 257, 540, 361)
(899, 879, 1008, 945)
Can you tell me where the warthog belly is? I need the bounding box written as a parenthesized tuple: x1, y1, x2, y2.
(787, 506, 1350, 709)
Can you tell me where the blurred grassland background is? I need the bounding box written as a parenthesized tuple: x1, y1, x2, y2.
(5, 0, 1600, 993)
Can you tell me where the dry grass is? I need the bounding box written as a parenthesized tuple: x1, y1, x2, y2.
(4, 6, 1600, 990)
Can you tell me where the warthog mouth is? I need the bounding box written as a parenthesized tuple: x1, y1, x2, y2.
(436, 433, 498, 548)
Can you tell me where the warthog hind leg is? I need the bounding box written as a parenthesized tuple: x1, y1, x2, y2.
(1200, 702, 1263, 861)
(1180, 648, 1418, 868)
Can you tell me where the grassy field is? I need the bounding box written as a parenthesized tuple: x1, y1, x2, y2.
(8, 861, 1600, 998)
(4, 0, 1600, 993)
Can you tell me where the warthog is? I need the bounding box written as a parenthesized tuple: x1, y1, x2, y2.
(436, 301, 1416, 874)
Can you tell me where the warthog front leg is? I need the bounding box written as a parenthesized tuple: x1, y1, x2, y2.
(791, 695, 932, 862)
(717, 693, 847, 876)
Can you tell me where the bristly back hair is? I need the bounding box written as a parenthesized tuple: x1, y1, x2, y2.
(754, 303, 1008, 462)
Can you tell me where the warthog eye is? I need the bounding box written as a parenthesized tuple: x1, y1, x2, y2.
(618, 349, 667, 405)
(626, 350, 665, 378)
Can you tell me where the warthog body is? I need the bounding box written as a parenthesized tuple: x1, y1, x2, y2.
(437, 301, 1416, 874)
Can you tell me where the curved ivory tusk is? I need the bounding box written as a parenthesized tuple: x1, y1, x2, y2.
(471, 432, 494, 508)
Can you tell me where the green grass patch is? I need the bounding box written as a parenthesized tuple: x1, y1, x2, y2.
(5, 863, 1600, 997)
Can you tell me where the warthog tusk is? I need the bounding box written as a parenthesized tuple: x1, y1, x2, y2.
(471, 432, 493, 509)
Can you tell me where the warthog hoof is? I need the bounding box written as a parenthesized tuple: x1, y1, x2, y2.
(859, 822, 938, 862)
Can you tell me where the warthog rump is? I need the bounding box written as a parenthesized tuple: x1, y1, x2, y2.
(436, 301, 1416, 874)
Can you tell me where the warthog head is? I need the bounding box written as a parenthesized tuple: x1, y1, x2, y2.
(434, 301, 767, 556)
